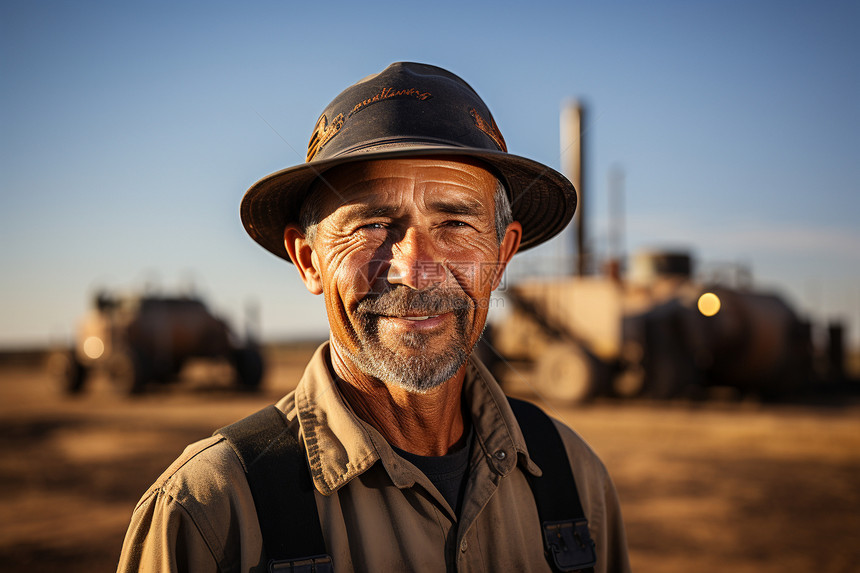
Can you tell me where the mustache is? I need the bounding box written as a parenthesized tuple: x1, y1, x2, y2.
(357, 286, 472, 317)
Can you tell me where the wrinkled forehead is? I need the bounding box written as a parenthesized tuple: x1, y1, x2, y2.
(310, 157, 499, 217)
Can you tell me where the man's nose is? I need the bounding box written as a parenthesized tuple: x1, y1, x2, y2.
(386, 228, 445, 290)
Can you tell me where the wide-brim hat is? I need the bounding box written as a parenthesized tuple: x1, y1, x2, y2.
(241, 62, 577, 262)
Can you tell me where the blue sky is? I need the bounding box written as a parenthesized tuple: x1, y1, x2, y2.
(2, 1, 858, 347)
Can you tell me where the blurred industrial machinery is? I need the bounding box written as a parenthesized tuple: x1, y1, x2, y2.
(485, 250, 816, 403)
(480, 100, 840, 403)
(50, 290, 264, 395)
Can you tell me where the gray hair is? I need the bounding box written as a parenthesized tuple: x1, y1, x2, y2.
(492, 178, 513, 244)
(298, 182, 325, 246)
(299, 177, 513, 246)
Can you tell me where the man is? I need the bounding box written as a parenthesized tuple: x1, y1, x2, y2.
(118, 62, 630, 572)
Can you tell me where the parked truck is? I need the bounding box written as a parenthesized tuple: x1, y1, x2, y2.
(52, 291, 264, 395)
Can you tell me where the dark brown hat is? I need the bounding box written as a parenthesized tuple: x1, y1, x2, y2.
(240, 62, 577, 261)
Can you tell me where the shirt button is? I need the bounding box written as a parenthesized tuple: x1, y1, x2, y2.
(460, 539, 469, 552)
(494, 450, 507, 461)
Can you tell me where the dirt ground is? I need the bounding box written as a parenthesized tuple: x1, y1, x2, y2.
(1, 344, 859, 572)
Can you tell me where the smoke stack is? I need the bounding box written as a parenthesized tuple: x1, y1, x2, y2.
(561, 101, 586, 276)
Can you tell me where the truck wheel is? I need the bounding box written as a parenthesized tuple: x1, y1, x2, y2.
(49, 350, 88, 394)
(234, 346, 264, 391)
(109, 350, 149, 395)
(533, 343, 605, 404)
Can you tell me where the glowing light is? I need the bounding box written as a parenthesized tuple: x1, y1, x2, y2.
(83, 336, 105, 359)
(697, 292, 721, 317)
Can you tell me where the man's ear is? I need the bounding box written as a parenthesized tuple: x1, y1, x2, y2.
(284, 225, 323, 295)
(491, 221, 522, 290)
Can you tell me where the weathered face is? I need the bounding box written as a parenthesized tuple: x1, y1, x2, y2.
(286, 157, 521, 393)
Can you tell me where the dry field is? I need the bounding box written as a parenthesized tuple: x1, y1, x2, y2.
(1, 344, 858, 572)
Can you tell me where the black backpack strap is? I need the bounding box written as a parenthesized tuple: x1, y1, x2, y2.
(215, 405, 332, 573)
(508, 397, 596, 573)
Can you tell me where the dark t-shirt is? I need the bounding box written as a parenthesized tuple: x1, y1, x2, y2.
(392, 425, 474, 515)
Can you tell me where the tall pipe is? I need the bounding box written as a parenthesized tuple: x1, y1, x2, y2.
(561, 101, 586, 276)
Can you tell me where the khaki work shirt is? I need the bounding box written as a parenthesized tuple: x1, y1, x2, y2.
(118, 343, 630, 572)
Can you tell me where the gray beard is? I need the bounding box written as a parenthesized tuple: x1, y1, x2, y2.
(333, 333, 469, 393)
(334, 285, 477, 393)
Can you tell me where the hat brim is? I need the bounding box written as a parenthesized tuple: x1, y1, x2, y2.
(240, 145, 577, 262)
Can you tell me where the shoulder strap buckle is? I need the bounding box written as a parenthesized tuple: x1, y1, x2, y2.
(542, 518, 597, 572)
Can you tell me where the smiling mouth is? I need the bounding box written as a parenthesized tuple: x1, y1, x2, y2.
(374, 311, 454, 323)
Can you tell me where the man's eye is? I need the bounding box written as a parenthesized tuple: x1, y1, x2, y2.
(361, 222, 386, 230)
(444, 220, 468, 228)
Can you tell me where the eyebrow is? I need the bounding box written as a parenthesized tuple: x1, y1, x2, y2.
(425, 198, 487, 217)
(346, 205, 399, 219)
